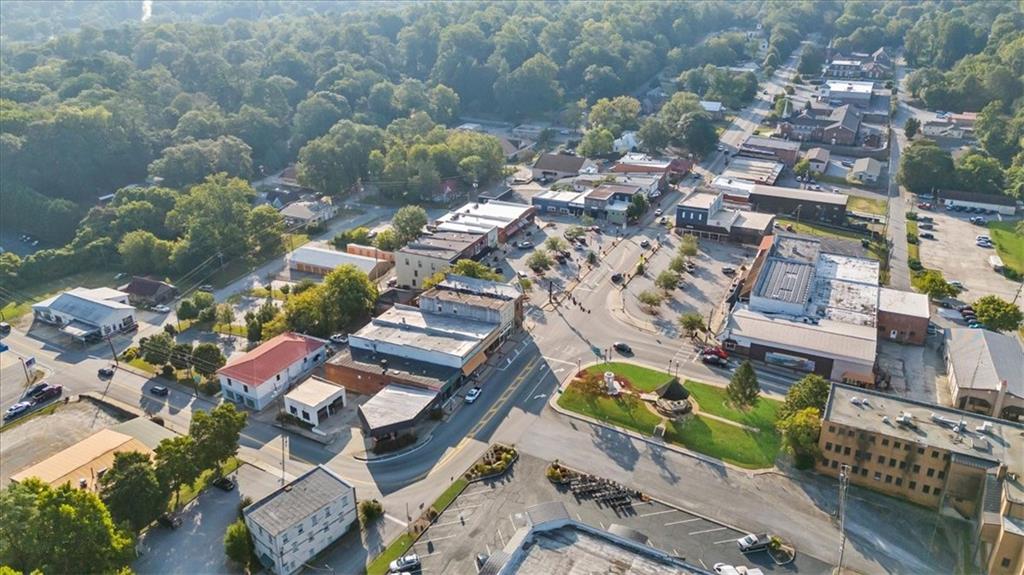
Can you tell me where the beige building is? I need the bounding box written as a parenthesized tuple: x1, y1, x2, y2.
(395, 231, 486, 289)
(818, 384, 1024, 575)
(288, 244, 391, 280)
(944, 328, 1024, 422)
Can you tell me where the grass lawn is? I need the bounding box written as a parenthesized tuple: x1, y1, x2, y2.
(584, 362, 674, 392)
(128, 357, 160, 375)
(665, 416, 781, 469)
(213, 323, 247, 337)
(774, 217, 866, 242)
(432, 477, 468, 512)
(988, 220, 1024, 273)
(848, 196, 887, 216)
(0, 269, 118, 320)
(367, 533, 415, 575)
(557, 383, 662, 436)
(171, 457, 241, 511)
(683, 380, 781, 432)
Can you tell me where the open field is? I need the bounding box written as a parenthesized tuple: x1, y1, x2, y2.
(988, 220, 1023, 273)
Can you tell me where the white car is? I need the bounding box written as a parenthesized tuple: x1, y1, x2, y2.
(975, 235, 991, 242)
(152, 304, 171, 313)
(389, 554, 420, 572)
(654, 209, 663, 216)
(464, 387, 482, 404)
(948, 280, 965, 291)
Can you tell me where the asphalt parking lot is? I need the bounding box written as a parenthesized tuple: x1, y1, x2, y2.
(917, 210, 1020, 302)
(408, 453, 830, 574)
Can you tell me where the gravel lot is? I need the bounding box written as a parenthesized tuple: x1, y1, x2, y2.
(917, 210, 1019, 302)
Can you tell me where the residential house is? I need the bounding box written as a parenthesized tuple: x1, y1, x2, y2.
(118, 277, 178, 307)
(217, 332, 328, 411)
(805, 148, 831, 173)
(32, 287, 136, 341)
(944, 328, 1023, 421)
(497, 137, 534, 162)
(244, 465, 357, 575)
(613, 131, 640, 154)
(531, 153, 597, 181)
(699, 100, 725, 119)
(849, 158, 883, 184)
(280, 199, 338, 228)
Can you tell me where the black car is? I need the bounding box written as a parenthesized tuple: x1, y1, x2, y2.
(639, 239, 651, 248)
(701, 354, 728, 367)
(211, 477, 236, 491)
(98, 366, 116, 378)
(24, 382, 49, 399)
(150, 386, 169, 396)
(35, 384, 63, 401)
(919, 232, 934, 239)
(0, 322, 10, 335)
(157, 513, 182, 529)
(613, 342, 632, 353)
(611, 272, 624, 283)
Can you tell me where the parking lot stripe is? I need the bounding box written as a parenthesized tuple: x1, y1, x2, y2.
(713, 538, 738, 545)
(664, 518, 702, 526)
(424, 534, 460, 542)
(638, 509, 676, 518)
(689, 527, 727, 535)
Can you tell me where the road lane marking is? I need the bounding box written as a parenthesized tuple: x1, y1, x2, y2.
(714, 538, 738, 545)
(689, 527, 727, 535)
(665, 518, 702, 526)
(638, 509, 676, 518)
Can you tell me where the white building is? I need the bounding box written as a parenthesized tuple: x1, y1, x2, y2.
(804, 148, 830, 173)
(820, 80, 874, 104)
(613, 131, 640, 153)
(32, 287, 136, 341)
(217, 332, 328, 411)
(283, 376, 347, 429)
(279, 200, 338, 227)
(288, 244, 391, 279)
(244, 465, 357, 575)
(849, 157, 882, 184)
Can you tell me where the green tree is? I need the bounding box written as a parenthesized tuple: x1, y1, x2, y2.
(638, 117, 670, 153)
(99, 451, 169, 531)
(972, 295, 1024, 332)
(176, 299, 197, 321)
(373, 228, 400, 251)
(169, 342, 194, 371)
(955, 153, 1006, 196)
(626, 193, 649, 220)
(527, 249, 552, 271)
(577, 127, 614, 158)
(678, 235, 699, 258)
(677, 112, 718, 156)
(727, 361, 760, 408)
(191, 343, 226, 377)
(224, 519, 254, 569)
(154, 435, 200, 510)
(669, 255, 689, 274)
(141, 332, 174, 366)
(321, 264, 379, 330)
(779, 374, 830, 420)
(149, 136, 254, 189)
(587, 96, 641, 137)
(545, 236, 569, 253)
(915, 270, 957, 300)
(332, 227, 372, 249)
(247, 205, 285, 255)
(423, 259, 501, 289)
(392, 205, 428, 245)
(166, 174, 256, 271)
(215, 303, 234, 331)
(904, 117, 920, 139)
(898, 140, 955, 195)
(117, 230, 173, 274)
(655, 270, 679, 292)
(190, 403, 247, 475)
(0, 480, 133, 574)
(793, 158, 811, 177)
(637, 289, 664, 312)
(291, 92, 351, 151)
(678, 312, 706, 339)
(797, 45, 825, 75)
(777, 407, 822, 466)
(297, 121, 384, 195)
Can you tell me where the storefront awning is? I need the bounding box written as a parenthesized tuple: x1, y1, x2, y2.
(61, 321, 99, 339)
(461, 351, 488, 376)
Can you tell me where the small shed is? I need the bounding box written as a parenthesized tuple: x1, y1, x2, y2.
(283, 376, 346, 429)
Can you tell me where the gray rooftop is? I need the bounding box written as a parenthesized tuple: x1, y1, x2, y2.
(329, 346, 458, 389)
(33, 289, 133, 327)
(436, 274, 521, 300)
(244, 465, 353, 537)
(750, 184, 849, 206)
(945, 328, 1023, 399)
(358, 384, 438, 432)
(399, 231, 480, 261)
(755, 259, 815, 304)
(742, 135, 802, 151)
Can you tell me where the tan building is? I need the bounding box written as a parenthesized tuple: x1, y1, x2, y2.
(876, 287, 929, 345)
(10, 429, 153, 491)
(288, 244, 391, 280)
(945, 328, 1024, 421)
(818, 384, 1024, 575)
(395, 231, 486, 289)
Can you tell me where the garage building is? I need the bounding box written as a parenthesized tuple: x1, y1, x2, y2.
(748, 184, 849, 224)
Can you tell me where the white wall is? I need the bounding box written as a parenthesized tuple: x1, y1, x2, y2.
(246, 488, 356, 575)
(220, 346, 326, 411)
(396, 252, 449, 288)
(748, 294, 805, 317)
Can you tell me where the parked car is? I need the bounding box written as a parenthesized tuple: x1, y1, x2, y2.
(211, 477, 236, 491)
(926, 324, 940, 336)
(721, 267, 737, 276)
(330, 333, 349, 344)
(150, 385, 169, 397)
(948, 280, 965, 291)
(658, 216, 668, 224)
(0, 322, 10, 335)
(968, 321, 983, 329)
(611, 272, 624, 283)
(654, 208, 663, 216)
(916, 202, 932, 210)
(23, 382, 48, 399)
(389, 554, 420, 573)
(976, 235, 991, 242)
(152, 304, 171, 313)
(157, 513, 182, 529)
(98, 365, 116, 378)
(4, 402, 32, 421)
(639, 239, 651, 248)
(613, 342, 632, 354)
(464, 387, 482, 404)
(35, 384, 62, 401)
(919, 232, 934, 239)
(957, 305, 974, 313)
(198, 284, 214, 292)
(917, 223, 933, 230)
(736, 533, 771, 553)
(517, 270, 528, 279)
(387, 277, 398, 287)
(701, 354, 728, 366)
(976, 240, 993, 248)
(517, 241, 534, 249)
(702, 346, 728, 360)
(917, 216, 934, 223)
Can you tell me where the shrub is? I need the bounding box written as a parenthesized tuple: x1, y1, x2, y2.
(237, 496, 252, 519)
(359, 499, 384, 524)
(160, 364, 175, 377)
(198, 378, 221, 396)
(546, 466, 563, 482)
(906, 233, 918, 244)
(120, 347, 138, 361)
(908, 258, 923, 271)
(905, 211, 918, 221)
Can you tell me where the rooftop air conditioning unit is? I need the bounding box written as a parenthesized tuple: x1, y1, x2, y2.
(975, 421, 993, 434)
(850, 397, 861, 405)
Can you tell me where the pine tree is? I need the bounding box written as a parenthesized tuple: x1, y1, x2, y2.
(727, 361, 760, 408)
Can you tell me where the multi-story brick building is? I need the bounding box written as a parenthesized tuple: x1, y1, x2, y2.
(818, 384, 1024, 575)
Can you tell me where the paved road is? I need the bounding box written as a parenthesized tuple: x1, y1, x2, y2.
(886, 59, 912, 290)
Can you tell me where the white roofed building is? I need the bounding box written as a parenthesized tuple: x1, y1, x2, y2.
(288, 243, 391, 280)
(32, 287, 136, 341)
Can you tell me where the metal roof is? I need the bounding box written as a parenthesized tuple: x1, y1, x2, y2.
(725, 306, 877, 364)
(357, 384, 437, 432)
(945, 328, 1023, 398)
(244, 465, 353, 537)
(750, 184, 849, 206)
(755, 259, 815, 304)
(289, 244, 385, 274)
(32, 289, 134, 327)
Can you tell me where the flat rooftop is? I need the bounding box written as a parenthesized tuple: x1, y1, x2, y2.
(328, 346, 457, 390)
(533, 189, 589, 204)
(289, 244, 384, 273)
(678, 190, 718, 210)
(350, 305, 494, 359)
(284, 376, 345, 408)
(244, 466, 352, 537)
(399, 231, 479, 260)
(359, 384, 437, 433)
(721, 157, 784, 184)
(437, 274, 521, 300)
(709, 176, 756, 198)
(422, 288, 508, 310)
(755, 259, 815, 305)
(750, 184, 849, 206)
(878, 287, 930, 319)
(824, 384, 1023, 491)
(436, 200, 534, 229)
(825, 80, 874, 94)
(725, 305, 878, 365)
(742, 135, 801, 151)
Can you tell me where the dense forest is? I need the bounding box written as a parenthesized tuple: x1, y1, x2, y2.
(0, 0, 1021, 292)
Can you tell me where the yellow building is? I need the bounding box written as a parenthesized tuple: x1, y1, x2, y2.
(818, 384, 1024, 575)
(10, 428, 153, 492)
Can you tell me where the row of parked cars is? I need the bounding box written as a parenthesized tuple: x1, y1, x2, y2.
(4, 382, 63, 421)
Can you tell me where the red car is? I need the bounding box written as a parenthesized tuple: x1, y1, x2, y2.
(35, 384, 63, 401)
(701, 346, 729, 360)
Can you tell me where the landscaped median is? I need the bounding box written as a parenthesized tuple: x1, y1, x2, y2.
(556, 362, 782, 469)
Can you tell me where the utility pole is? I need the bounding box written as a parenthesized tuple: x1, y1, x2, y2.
(106, 336, 119, 366)
(837, 463, 850, 574)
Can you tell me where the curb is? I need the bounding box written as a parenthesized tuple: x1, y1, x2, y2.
(546, 363, 779, 477)
(353, 433, 434, 463)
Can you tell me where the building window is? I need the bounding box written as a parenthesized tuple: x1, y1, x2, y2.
(895, 477, 903, 486)
(848, 429, 855, 437)
(899, 461, 906, 470)
(926, 468, 935, 478)
(909, 481, 917, 490)
(829, 425, 836, 433)
(931, 450, 939, 458)
(877, 455, 885, 464)
(243, 384, 249, 393)
(843, 446, 850, 455)
(913, 464, 921, 473)
(301, 410, 310, 421)
(933, 489, 941, 498)
(860, 468, 867, 477)
(852, 466, 859, 474)
(893, 441, 901, 449)
(1002, 558, 1011, 568)
(276, 374, 281, 381)
(874, 472, 882, 481)
(881, 438, 889, 446)
(885, 475, 892, 484)
(289, 406, 297, 415)
(922, 485, 930, 494)
(821, 458, 830, 467)
(917, 447, 925, 455)
(889, 458, 896, 467)
(826, 442, 833, 451)
(831, 460, 838, 469)
(938, 470, 945, 480)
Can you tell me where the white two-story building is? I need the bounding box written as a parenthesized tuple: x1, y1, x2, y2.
(244, 465, 357, 575)
(216, 332, 328, 411)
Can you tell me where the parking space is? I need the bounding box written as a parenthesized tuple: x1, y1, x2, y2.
(408, 453, 829, 574)
(917, 209, 1020, 302)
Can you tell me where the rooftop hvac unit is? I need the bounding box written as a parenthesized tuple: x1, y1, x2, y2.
(896, 414, 914, 427)
(850, 397, 861, 405)
(975, 421, 993, 434)
(882, 416, 891, 425)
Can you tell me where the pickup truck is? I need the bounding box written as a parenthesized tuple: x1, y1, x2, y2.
(736, 533, 771, 553)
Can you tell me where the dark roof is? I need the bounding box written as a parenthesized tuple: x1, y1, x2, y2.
(936, 189, 1016, 206)
(119, 277, 176, 297)
(244, 466, 352, 537)
(655, 380, 690, 401)
(328, 346, 459, 390)
(534, 153, 587, 173)
(827, 105, 861, 132)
